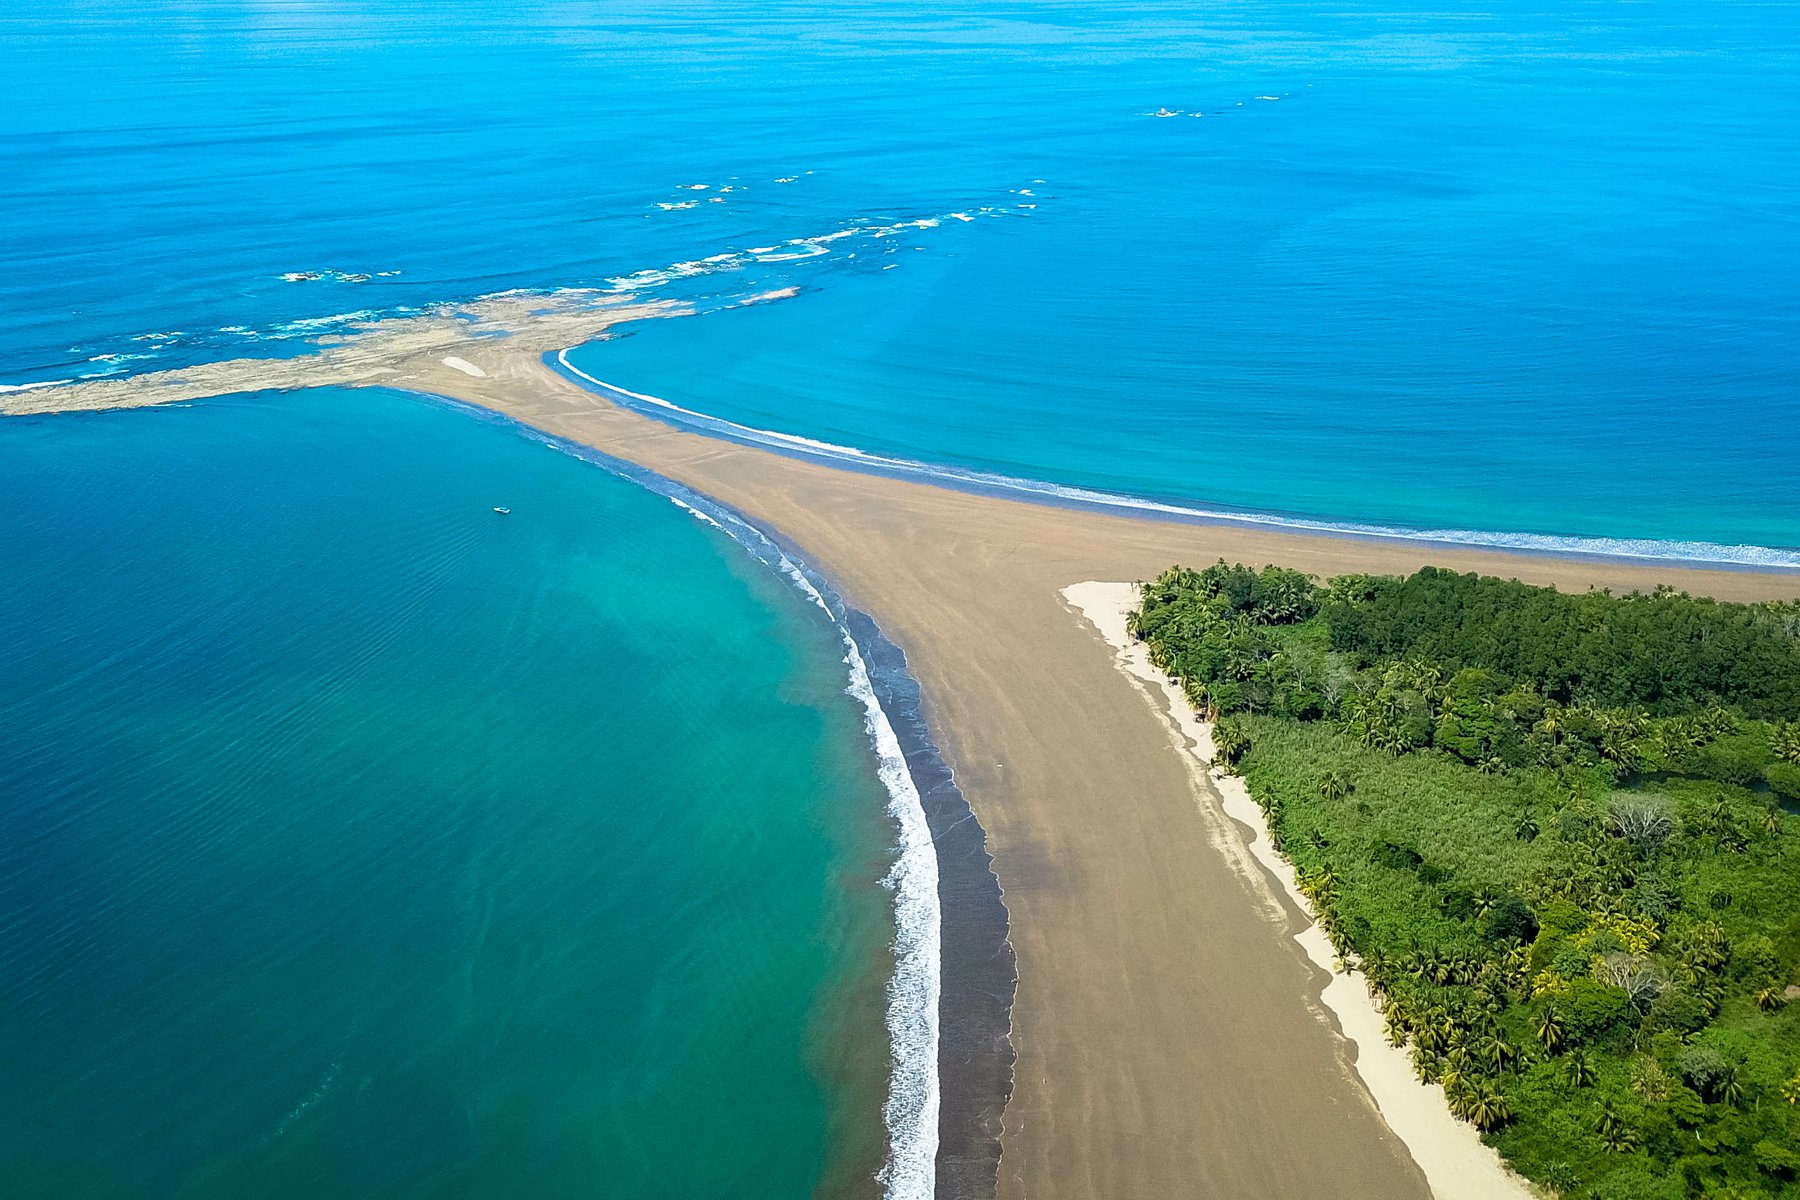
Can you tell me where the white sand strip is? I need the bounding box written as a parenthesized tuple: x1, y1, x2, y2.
(441, 356, 487, 377)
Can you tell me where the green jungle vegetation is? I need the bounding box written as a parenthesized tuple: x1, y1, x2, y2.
(1131, 563, 1800, 1200)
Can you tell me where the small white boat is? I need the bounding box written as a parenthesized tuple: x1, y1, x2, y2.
(493, 506, 511, 515)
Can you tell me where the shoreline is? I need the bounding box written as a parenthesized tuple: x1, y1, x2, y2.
(547, 348, 1800, 575)
(1062, 581, 1535, 1200)
(10, 324, 1800, 1198)
(409, 391, 1015, 1197)
(10, 300, 1800, 574)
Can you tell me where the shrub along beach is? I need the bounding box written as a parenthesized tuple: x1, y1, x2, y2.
(1133, 563, 1800, 1199)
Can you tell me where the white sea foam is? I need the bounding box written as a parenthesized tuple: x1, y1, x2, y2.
(279, 268, 380, 284)
(665, 495, 725, 530)
(0, 378, 74, 394)
(556, 351, 1800, 571)
(558, 351, 875, 463)
(36, 196, 1013, 405)
(601, 206, 1011, 297)
(754, 246, 828, 262)
(649, 468, 940, 1200)
(274, 310, 381, 334)
(730, 286, 801, 307)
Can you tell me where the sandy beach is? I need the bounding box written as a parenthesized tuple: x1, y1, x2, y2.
(1064, 581, 1534, 1200)
(12, 321, 1800, 1199)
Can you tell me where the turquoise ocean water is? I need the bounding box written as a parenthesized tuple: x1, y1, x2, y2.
(0, 389, 901, 1196)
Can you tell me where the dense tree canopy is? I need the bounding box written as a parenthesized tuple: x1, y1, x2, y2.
(1322, 567, 1800, 717)
(1135, 563, 1800, 1200)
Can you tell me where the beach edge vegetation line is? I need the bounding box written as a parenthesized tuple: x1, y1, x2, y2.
(1132, 563, 1800, 1200)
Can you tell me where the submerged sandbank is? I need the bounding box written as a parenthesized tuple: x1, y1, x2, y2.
(0, 292, 678, 418)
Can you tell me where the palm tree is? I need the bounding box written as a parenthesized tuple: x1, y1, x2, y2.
(1597, 716, 1641, 773)
(1719, 1065, 1745, 1108)
(1563, 1050, 1597, 1088)
(1444, 1080, 1473, 1120)
(1502, 946, 1531, 988)
(1361, 947, 1392, 991)
(1783, 1071, 1800, 1106)
(1475, 1034, 1509, 1074)
(1318, 769, 1354, 802)
(1595, 1103, 1638, 1153)
(1467, 1086, 1512, 1131)
(1773, 720, 1800, 766)
(1538, 710, 1564, 749)
(1473, 888, 1498, 920)
(1515, 813, 1540, 841)
(1535, 1005, 1564, 1052)
(1212, 721, 1251, 769)
(1755, 984, 1786, 1012)
(1705, 797, 1735, 848)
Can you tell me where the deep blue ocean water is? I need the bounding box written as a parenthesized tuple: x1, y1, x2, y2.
(6, 0, 1798, 555)
(0, 389, 897, 1196)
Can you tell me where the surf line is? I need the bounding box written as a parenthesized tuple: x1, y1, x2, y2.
(548, 349, 1800, 573)
(407, 387, 1016, 1200)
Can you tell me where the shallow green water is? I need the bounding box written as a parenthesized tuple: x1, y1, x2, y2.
(0, 387, 893, 1198)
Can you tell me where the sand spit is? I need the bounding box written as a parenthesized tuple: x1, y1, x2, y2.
(11, 330, 1800, 1199)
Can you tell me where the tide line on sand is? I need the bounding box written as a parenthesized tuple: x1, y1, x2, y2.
(1062, 580, 1534, 1200)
